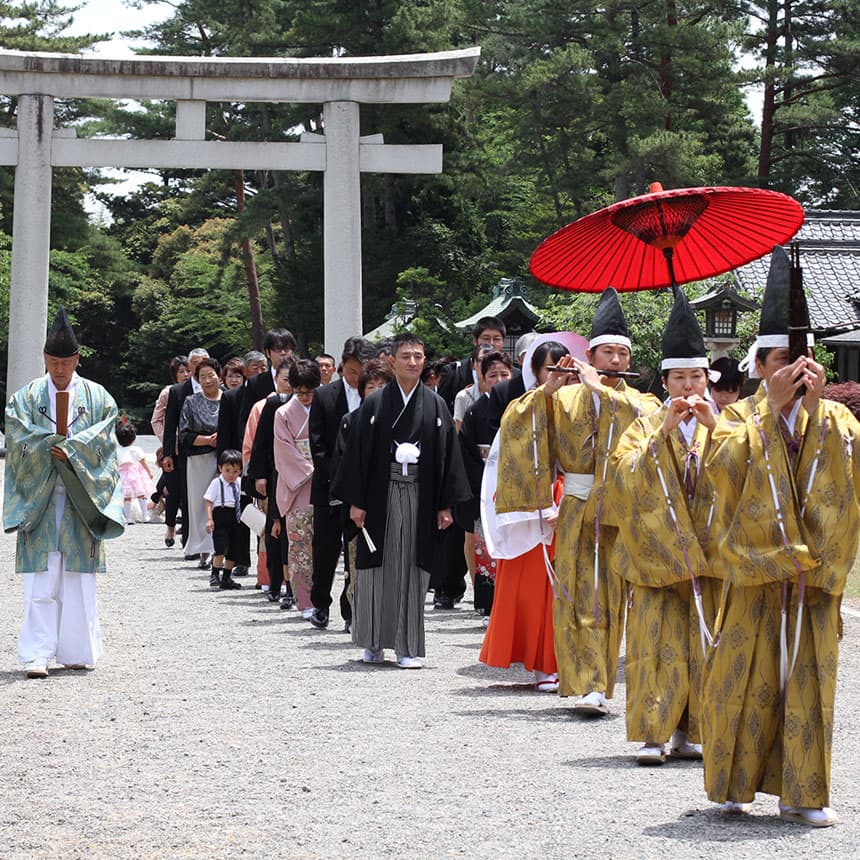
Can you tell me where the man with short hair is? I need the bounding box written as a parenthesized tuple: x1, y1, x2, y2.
(314, 353, 337, 385)
(4, 308, 125, 678)
(437, 316, 508, 414)
(335, 333, 470, 668)
(239, 329, 297, 431)
(458, 349, 515, 619)
(434, 317, 513, 609)
(307, 336, 377, 628)
(243, 351, 268, 379)
(162, 347, 209, 553)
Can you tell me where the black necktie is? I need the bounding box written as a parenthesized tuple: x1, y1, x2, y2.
(232, 482, 240, 521)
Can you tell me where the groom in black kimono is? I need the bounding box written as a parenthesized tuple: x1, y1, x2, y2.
(334, 333, 470, 668)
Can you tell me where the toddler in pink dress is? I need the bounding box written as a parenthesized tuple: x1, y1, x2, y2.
(116, 420, 155, 524)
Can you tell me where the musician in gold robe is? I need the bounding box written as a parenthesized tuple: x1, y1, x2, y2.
(701, 248, 860, 827)
(496, 288, 660, 714)
(609, 289, 721, 764)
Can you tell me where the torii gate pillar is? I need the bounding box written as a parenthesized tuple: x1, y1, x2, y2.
(0, 48, 480, 393)
(323, 101, 363, 352)
(8, 95, 53, 393)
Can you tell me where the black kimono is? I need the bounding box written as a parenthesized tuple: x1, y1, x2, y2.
(334, 382, 470, 573)
(457, 393, 497, 615)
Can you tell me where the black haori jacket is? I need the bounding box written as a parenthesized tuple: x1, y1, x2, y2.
(333, 382, 470, 571)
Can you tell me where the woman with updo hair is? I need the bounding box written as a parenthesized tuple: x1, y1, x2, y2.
(273, 359, 323, 614)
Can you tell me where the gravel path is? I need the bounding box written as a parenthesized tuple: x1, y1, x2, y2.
(1, 459, 858, 859)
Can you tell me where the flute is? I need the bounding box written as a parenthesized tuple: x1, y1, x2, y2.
(545, 366, 640, 379)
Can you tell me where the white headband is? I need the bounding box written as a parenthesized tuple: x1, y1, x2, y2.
(661, 356, 721, 382)
(739, 333, 815, 379)
(589, 334, 632, 350)
(660, 357, 710, 371)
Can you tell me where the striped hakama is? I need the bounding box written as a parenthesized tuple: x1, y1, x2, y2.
(352, 463, 430, 658)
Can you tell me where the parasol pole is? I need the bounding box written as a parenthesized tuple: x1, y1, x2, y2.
(788, 242, 809, 398)
(662, 247, 680, 297)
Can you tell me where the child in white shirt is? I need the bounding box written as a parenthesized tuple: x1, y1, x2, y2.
(204, 449, 244, 590)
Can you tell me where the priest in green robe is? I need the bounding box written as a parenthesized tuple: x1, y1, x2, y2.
(4, 308, 124, 678)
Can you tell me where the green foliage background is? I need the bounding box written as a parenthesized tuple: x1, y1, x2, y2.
(0, 0, 856, 422)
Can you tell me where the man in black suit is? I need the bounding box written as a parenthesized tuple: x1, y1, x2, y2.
(217, 350, 267, 455)
(307, 336, 378, 629)
(161, 347, 209, 554)
(432, 319, 510, 609)
(436, 316, 507, 414)
(216, 350, 266, 577)
(239, 329, 296, 432)
(247, 361, 294, 604)
(458, 349, 514, 618)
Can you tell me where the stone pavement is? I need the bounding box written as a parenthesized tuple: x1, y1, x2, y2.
(0, 462, 858, 859)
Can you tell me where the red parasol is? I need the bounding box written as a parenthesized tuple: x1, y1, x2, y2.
(529, 183, 805, 293)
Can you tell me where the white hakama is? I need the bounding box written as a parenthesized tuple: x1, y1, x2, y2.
(18, 488, 102, 667)
(19, 556, 103, 667)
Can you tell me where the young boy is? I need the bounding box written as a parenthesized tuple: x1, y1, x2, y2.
(204, 449, 244, 590)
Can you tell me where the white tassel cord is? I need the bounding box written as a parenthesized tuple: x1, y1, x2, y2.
(592, 399, 616, 622)
(752, 412, 810, 699)
(647, 437, 715, 655)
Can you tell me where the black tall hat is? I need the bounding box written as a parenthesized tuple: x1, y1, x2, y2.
(740, 245, 811, 378)
(660, 288, 709, 370)
(43, 306, 80, 358)
(589, 287, 631, 348)
(758, 245, 793, 336)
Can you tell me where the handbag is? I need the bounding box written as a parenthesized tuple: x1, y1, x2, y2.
(240, 502, 267, 536)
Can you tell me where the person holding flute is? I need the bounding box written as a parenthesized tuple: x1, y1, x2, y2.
(494, 287, 661, 715)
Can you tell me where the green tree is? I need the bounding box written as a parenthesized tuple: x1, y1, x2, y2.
(126, 217, 277, 404)
(744, 0, 860, 206)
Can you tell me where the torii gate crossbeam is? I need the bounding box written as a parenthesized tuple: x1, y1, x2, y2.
(0, 48, 480, 393)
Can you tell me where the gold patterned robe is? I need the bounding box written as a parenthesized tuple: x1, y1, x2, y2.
(609, 409, 720, 743)
(496, 382, 660, 698)
(701, 388, 860, 806)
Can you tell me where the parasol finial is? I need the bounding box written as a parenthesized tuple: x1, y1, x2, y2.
(649, 181, 664, 193)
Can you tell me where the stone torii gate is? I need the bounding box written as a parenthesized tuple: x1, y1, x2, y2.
(0, 47, 480, 393)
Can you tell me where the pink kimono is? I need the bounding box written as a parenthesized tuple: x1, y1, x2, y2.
(273, 396, 314, 610)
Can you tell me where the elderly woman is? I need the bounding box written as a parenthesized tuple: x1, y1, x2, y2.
(179, 357, 222, 573)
